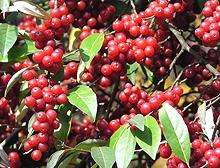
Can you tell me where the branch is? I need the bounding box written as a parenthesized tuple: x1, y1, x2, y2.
(0, 128, 21, 147)
(130, 0, 137, 14)
(171, 62, 198, 89)
(212, 115, 220, 141)
(105, 78, 120, 120)
(157, 48, 184, 86)
(63, 49, 79, 59)
(169, 26, 220, 77)
(207, 94, 220, 108)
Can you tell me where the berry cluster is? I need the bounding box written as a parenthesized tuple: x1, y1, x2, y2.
(145, 0, 183, 21)
(198, 78, 220, 108)
(178, 47, 219, 86)
(146, 32, 179, 78)
(63, 61, 79, 80)
(0, 98, 15, 141)
(12, 59, 35, 72)
(24, 75, 67, 111)
(69, 116, 97, 143)
(109, 113, 137, 133)
(119, 83, 183, 115)
(166, 155, 189, 168)
(190, 138, 220, 168)
(195, 0, 220, 46)
(63, 0, 116, 28)
(110, 14, 159, 62)
(97, 119, 113, 140)
(29, 6, 74, 49)
(32, 46, 64, 73)
(23, 110, 59, 161)
(18, 15, 37, 32)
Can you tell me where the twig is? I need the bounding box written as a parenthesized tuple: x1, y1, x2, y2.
(130, 0, 137, 14)
(63, 49, 80, 58)
(104, 78, 120, 120)
(158, 36, 171, 45)
(207, 94, 220, 108)
(169, 25, 220, 77)
(54, 0, 58, 9)
(157, 48, 184, 86)
(212, 116, 220, 141)
(171, 62, 198, 89)
(0, 128, 21, 147)
(206, 93, 220, 103)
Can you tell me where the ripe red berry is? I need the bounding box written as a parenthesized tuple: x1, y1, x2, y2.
(31, 150, 42, 161)
(160, 144, 172, 159)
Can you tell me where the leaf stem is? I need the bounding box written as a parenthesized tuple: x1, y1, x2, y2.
(63, 49, 79, 58)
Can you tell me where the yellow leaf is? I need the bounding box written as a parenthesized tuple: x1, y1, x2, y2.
(68, 27, 81, 51)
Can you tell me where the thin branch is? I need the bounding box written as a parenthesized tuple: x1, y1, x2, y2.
(63, 49, 80, 58)
(130, 0, 137, 14)
(212, 116, 220, 141)
(0, 128, 21, 147)
(169, 25, 220, 77)
(105, 78, 120, 120)
(54, 0, 58, 9)
(171, 62, 198, 89)
(158, 36, 171, 45)
(157, 48, 184, 86)
(207, 94, 220, 108)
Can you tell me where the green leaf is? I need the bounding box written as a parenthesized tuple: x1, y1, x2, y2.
(80, 33, 104, 68)
(109, 125, 126, 150)
(19, 81, 29, 102)
(13, 1, 50, 19)
(24, 33, 38, 54)
(68, 85, 97, 122)
(74, 139, 106, 152)
(47, 150, 78, 168)
(91, 147, 115, 168)
(4, 33, 38, 62)
(127, 63, 139, 85)
(159, 103, 191, 164)
(27, 113, 36, 139)
(54, 104, 72, 147)
(127, 114, 145, 131)
(77, 61, 85, 82)
(197, 102, 206, 125)
(15, 100, 28, 123)
(91, 164, 98, 168)
(197, 0, 206, 9)
(47, 150, 65, 168)
(199, 107, 215, 140)
(0, 148, 10, 167)
(0, 0, 10, 11)
(127, 62, 139, 75)
(7, 44, 28, 62)
(0, 24, 18, 58)
(4, 67, 31, 97)
(135, 116, 161, 160)
(57, 152, 78, 168)
(127, 71, 136, 85)
(115, 128, 136, 168)
(141, 66, 154, 82)
(53, 67, 64, 83)
(64, 52, 80, 62)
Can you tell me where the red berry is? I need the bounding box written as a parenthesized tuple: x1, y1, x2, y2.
(31, 150, 42, 161)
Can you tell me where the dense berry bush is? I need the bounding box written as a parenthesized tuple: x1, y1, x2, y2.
(0, 0, 220, 167)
